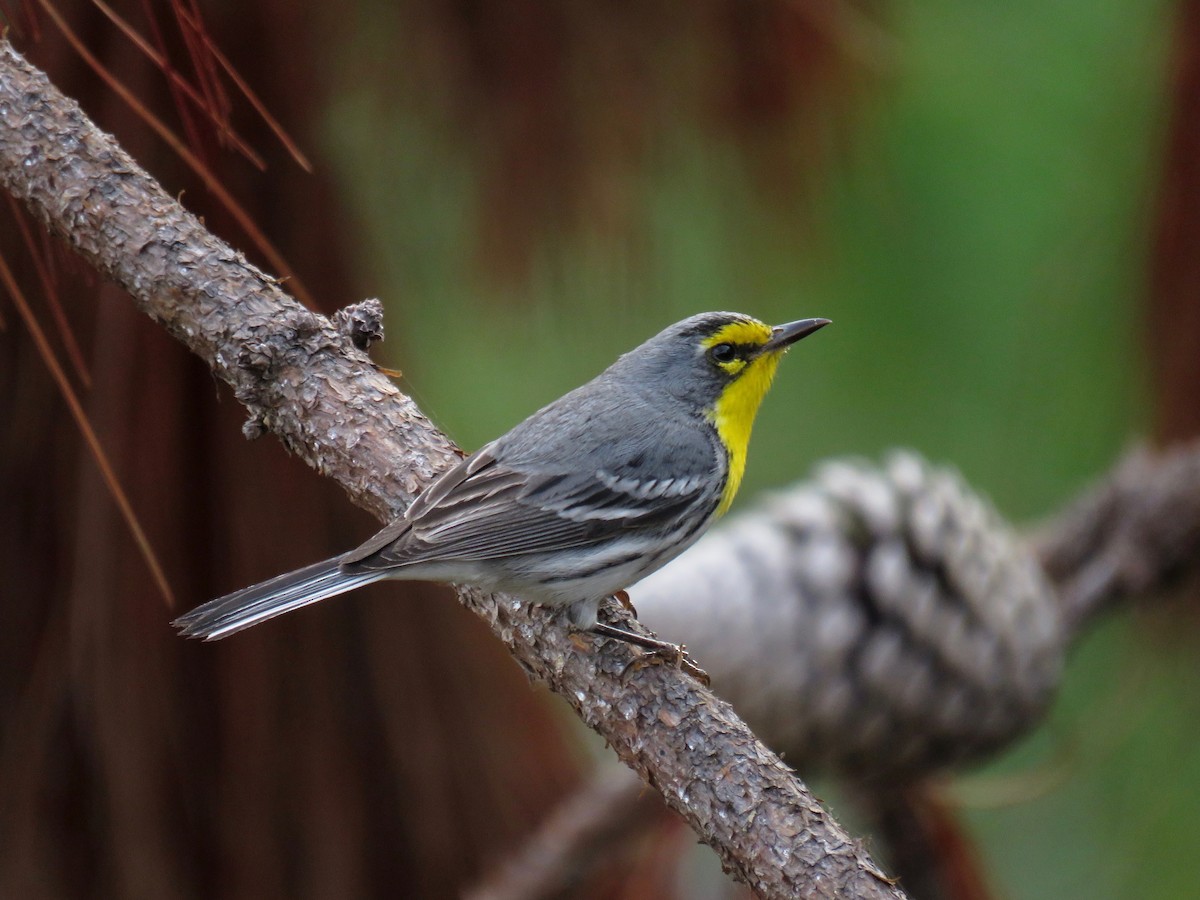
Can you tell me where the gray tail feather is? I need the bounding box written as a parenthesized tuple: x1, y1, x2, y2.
(173, 557, 384, 641)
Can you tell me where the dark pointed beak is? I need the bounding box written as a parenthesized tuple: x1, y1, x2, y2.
(762, 317, 831, 353)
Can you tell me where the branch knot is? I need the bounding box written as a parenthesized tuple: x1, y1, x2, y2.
(333, 297, 385, 351)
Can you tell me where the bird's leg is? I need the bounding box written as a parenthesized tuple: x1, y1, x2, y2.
(589, 620, 710, 686)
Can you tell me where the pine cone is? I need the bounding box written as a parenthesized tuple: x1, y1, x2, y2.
(633, 451, 1064, 783)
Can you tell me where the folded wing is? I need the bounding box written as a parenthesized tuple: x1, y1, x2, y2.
(342, 444, 713, 572)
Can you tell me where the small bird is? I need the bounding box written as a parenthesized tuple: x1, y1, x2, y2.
(174, 311, 829, 660)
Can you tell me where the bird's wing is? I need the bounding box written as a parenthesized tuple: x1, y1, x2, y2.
(339, 441, 506, 564)
(341, 443, 715, 572)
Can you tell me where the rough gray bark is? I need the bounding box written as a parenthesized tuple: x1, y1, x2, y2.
(0, 38, 905, 899)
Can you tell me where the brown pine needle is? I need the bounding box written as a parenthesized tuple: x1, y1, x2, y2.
(135, 0, 211, 157)
(6, 195, 92, 387)
(34, 0, 315, 309)
(175, 4, 314, 172)
(0, 249, 176, 609)
(172, 0, 230, 138)
(90, 0, 267, 170)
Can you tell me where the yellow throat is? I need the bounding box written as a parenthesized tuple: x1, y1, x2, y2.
(701, 320, 784, 515)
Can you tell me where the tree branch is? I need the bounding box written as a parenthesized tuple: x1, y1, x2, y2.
(1032, 439, 1200, 634)
(0, 38, 905, 899)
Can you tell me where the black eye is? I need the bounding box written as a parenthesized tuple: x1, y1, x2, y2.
(709, 343, 737, 364)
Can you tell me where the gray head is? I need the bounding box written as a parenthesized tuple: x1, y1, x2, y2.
(604, 311, 830, 412)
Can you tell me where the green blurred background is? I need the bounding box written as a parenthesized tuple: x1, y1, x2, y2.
(325, 1, 1190, 896)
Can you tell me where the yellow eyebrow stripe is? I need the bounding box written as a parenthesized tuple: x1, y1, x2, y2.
(700, 319, 774, 350)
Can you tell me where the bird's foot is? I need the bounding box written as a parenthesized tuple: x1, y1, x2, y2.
(589, 621, 710, 686)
